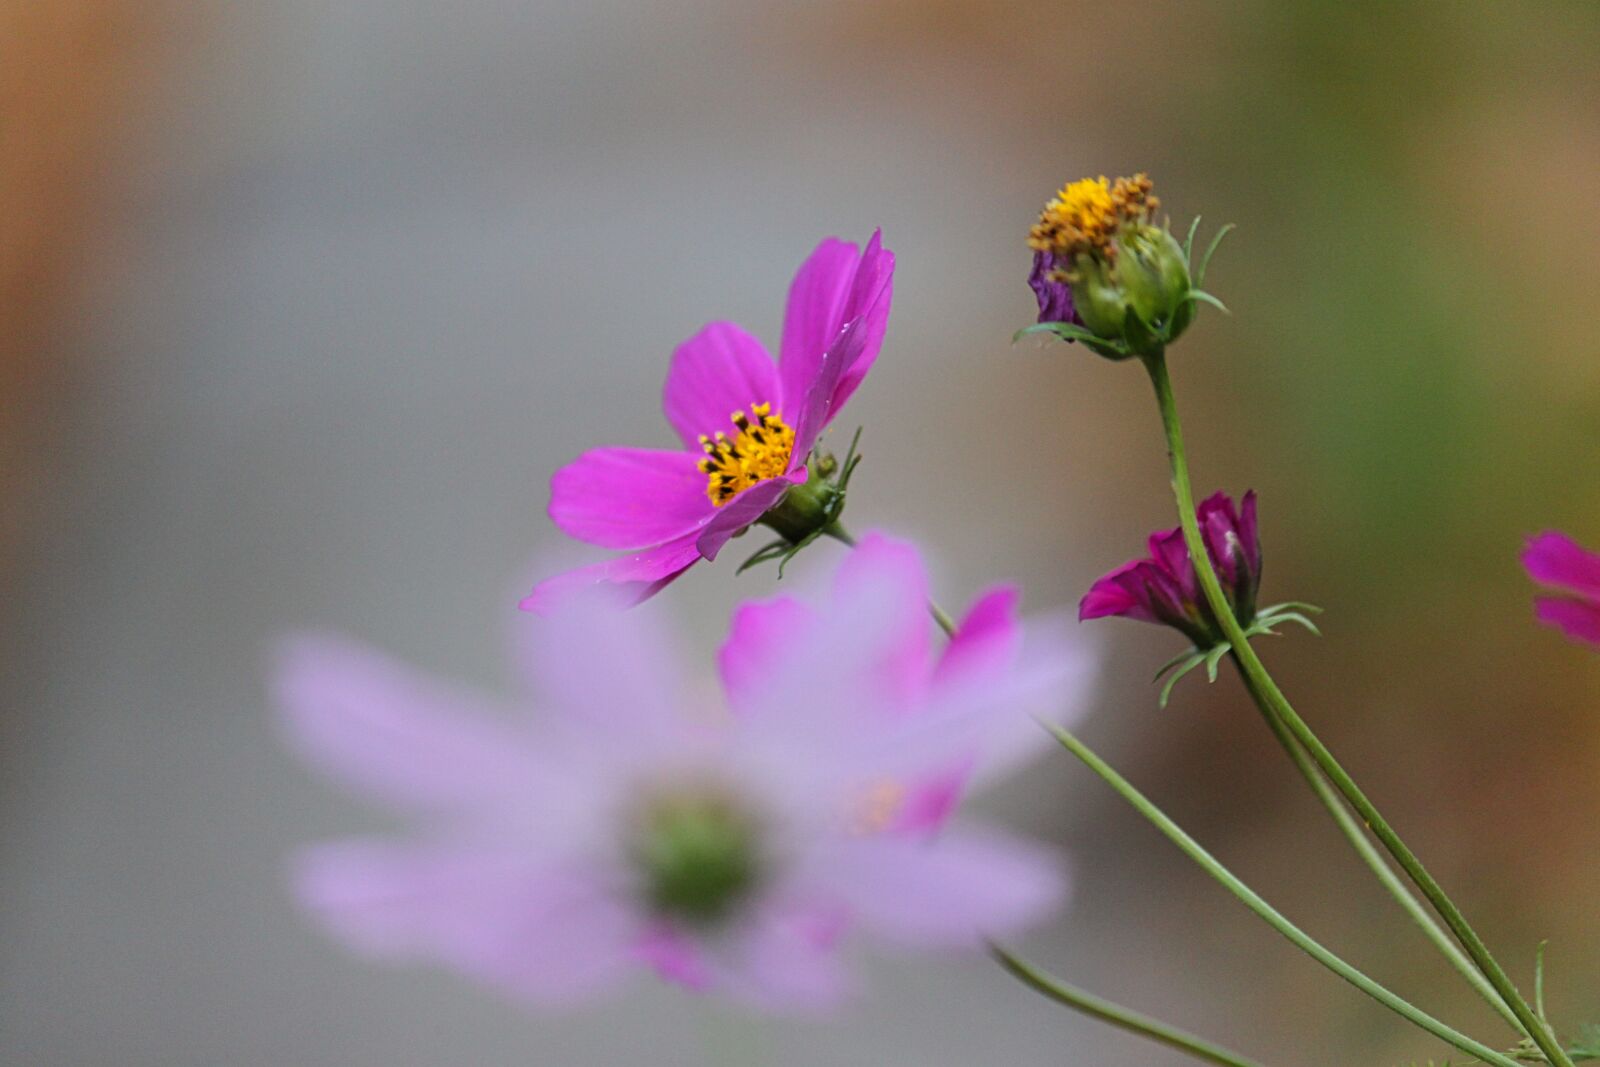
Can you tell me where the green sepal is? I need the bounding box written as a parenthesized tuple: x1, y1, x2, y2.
(1182, 288, 1231, 315)
(1182, 215, 1203, 266)
(1196, 223, 1235, 287)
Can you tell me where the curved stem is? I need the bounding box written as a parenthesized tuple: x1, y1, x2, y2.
(1233, 659, 1526, 1034)
(1142, 351, 1568, 1067)
(1045, 721, 1521, 1067)
(994, 947, 1269, 1067)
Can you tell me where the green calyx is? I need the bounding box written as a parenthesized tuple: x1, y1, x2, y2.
(630, 789, 763, 926)
(737, 426, 864, 578)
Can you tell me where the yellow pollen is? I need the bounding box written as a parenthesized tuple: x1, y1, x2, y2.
(696, 401, 795, 507)
(1028, 172, 1160, 260)
(851, 778, 907, 835)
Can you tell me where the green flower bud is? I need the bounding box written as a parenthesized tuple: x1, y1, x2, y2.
(1067, 253, 1131, 341)
(1117, 223, 1192, 342)
(631, 789, 762, 925)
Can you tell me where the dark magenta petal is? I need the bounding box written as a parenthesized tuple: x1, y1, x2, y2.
(1523, 531, 1600, 600)
(1028, 249, 1077, 325)
(1082, 490, 1263, 647)
(1534, 596, 1600, 647)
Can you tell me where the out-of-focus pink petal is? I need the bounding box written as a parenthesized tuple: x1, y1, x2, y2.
(935, 585, 1022, 685)
(274, 634, 541, 814)
(717, 595, 819, 715)
(548, 447, 713, 550)
(635, 923, 715, 991)
(515, 593, 689, 747)
(877, 615, 1097, 792)
(661, 322, 782, 449)
(295, 841, 639, 1007)
(694, 477, 794, 561)
(520, 534, 702, 614)
(1534, 596, 1600, 647)
(716, 899, 855, 1014)
(825, 531, 932, 711)
(815, 828, 1067, 949)
(1523, 531, 1600, 600)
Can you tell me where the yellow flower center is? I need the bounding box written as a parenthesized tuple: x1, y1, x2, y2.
(697, 402, 796, 507)
(1028, 172, 1160, 262)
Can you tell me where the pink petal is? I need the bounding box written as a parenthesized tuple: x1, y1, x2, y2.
(273, 634, 541, 814)
(694, 476, 794, 561)
(515, 591, 688, 745)
(295, 840, 639, 1007)
(829, 230, 894, 414)
(661, 322, 782, 449)
(935, 585, 1022, 685)
(826, 532, 934, 711)
(778, 238, 861, 408)
(717, 595, 819, 715)
(778, 233, 894, 453)
(1523, 531, 1600, 599)
(716, 899, 855, 1014)
(548, 447, 713, 550)
(1534, 596, 1600, 647)
(815, 828, 1067, 949)
(520, 533, 703, 613)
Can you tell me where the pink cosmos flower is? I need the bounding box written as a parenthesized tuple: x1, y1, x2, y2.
(523, 233, 894, 612)
(276, 533, 1094, 1013)
(1522, 531, 1600, 647)
(1080, 491, 1261, 648)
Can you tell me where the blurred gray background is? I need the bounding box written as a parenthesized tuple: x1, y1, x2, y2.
(5, 2, 1600, 1064)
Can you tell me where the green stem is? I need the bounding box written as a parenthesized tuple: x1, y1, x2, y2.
(1233, 659, 1526, 1034)
(1142, 351, 1568, 1067)
(825, 524, 957, 635)
(1045, 721, 1521, 1067)
(994, 948, 1268, 1067)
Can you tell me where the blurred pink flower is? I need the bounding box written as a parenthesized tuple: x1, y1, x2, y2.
(524, 233, 893, 612)
(1522, 531, 1600, 647)
(276, 534, 1093, 1013)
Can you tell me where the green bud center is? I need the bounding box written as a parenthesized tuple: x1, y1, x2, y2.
(630, 789, 762, 926)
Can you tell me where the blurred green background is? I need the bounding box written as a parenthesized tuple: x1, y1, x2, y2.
(4, 2, 1598, 1064)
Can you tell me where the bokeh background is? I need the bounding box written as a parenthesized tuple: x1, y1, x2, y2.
(5, 2, 1599, 1064)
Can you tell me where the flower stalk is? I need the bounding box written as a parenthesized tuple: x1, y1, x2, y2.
(1231, 658, 1526, 1034)
(1140, 350, 1570, 1067)
(992, 948, 1268, 1067)
(1042, 719, 1522, 1067)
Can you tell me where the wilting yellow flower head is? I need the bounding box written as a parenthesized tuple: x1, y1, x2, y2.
(1028, 173, 1160, 263)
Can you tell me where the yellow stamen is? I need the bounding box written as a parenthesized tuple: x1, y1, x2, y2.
(1028, 172, 1160, 260)
(696, 401, 795, 507)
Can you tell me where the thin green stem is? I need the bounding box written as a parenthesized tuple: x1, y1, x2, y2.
(1233, 659, 1526, 1034)
(827, 524, 956, 635)
(994, 947, 1268, 1067)
(1045, 721, 1520, 1067)
(1142, 351, 1569, 1067)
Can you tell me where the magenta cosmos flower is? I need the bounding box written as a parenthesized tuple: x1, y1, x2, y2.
(1081, 491, 1261, 649)
(1523, 531, 1600, 647)
(276, 533, 1093, 1013)
(523, 233, 893, 612)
